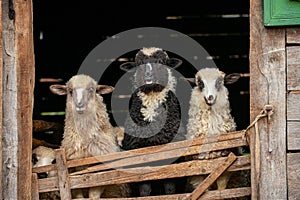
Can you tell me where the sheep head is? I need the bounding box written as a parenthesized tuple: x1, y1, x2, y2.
(32, 146, 56, 178)
(187, 68, 240, 106)
(50, 74, 114, 114)
(120, 47, 182, 94)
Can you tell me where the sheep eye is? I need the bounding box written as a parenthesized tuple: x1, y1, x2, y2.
(51, 159, 56, 164)
(215, 77, 223, 90)
(198, 80, 204, 89)
(32, 153, 38, 165)
(69, 89, 73, 95)
(88, 88, 94, 93)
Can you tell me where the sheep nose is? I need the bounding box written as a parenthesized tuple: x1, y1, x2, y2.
(207, 95, 214, 101)
(76, 101, 84, 108)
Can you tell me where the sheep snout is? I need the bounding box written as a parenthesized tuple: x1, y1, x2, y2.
(204, 95, 216, 106)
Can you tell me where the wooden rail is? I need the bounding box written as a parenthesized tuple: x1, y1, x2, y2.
(32, 130, 250, 199)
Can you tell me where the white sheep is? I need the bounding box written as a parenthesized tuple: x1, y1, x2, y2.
(32, 146, 60, 200)
(50, 74, 130, 198)
(186, 67, 241, 191)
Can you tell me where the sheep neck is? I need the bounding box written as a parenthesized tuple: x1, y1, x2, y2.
(137, 69, 176, 122)
(187, 87, 236, 139)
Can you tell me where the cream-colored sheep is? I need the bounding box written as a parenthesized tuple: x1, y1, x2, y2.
(50, 74, 130, 198)
(186, 68, 241, 191)
(32, 146, 60, 200)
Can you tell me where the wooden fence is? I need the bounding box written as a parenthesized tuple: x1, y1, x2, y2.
(32, 130, 251, 200)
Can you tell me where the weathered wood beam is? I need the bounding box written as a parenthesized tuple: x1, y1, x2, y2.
(250, 0, 287, 199)
(37, 156, 249, 193)
(55, 148, 72, 200)
(2, 0, 34, 199)
(74, 187, 251, 200)
(33, 131, 247, 174)
(0, 0, 3, 198)
(190, 153, 237, 200)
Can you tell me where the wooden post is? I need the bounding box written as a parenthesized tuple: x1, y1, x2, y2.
(250, 0, 287, 199)
(31, 173, 40, 200)
(2, 0, 34, 199)
(0, 0, 3, 199)
(55, 148, 72, 200)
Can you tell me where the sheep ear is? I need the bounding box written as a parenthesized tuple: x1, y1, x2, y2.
(96, 85, 114, 94)
(50, 85, 67, 95)
(224, 73, 240, 85)
(120, 62, 136, 72)
(183, 77, 196, 84)
(167, 58, 182, 69)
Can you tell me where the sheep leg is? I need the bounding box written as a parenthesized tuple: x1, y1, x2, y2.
(89, 186, 104, 198)
(72, 189, 84, 198)
(188, 175, 205, 190)
(139, 182, 152, 196)
(216, 171, 231, 190)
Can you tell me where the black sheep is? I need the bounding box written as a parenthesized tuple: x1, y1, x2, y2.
(120, 47, 185, 197)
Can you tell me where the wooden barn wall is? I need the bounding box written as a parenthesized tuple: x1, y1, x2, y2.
(1, 0, 34, 199)
(286, 27, 300, 200)
(251, 0, 300, 199)
(250, 0, 287, 199)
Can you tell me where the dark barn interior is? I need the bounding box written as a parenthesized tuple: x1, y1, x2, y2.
(32, 0, 250, 149)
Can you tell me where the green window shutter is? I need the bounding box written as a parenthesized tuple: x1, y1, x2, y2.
(264, 0, 300, 26)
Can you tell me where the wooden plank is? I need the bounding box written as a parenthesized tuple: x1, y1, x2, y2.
(31, 173, 39, 200)
(37, 156, 250, 193)
(190, 153, 237, 200)
(2, 0, 19, 198)
(286, 28, 300, 44)
(287, 46, 300, 90)
(287, 121, 300, 150)
(287, 93, 300, 121)
(33, 131, 247, 174)
(76, 187, 251, 200)
(0, 0, 3, 198)
(287, 153, 300, 200)
(71, 137, 246, 175)
(15, 0, 35, 199)
(55, 148, 72, 200)
(250, 0, 287, 199)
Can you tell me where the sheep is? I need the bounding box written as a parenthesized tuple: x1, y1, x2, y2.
(185, 67, 241, 191)
(50, 74, 130, 198)
(120, 47, 185, 196)
(32, 146, 60, 200)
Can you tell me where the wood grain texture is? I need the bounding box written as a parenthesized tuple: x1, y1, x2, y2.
(37, 156, 250, 193)
(76, 187, 251, 200)
(0, 1, 3, 199)
(250, 0, 287, 199)
(190, 153, 237, 200)
(287, 93, 300, 121)
(15, 0, 35, 199)
(33, 131, 247, 174)
(2, 0, 18, 198)
(286, 28, 300, 44)
(287, 46, 300, 90)
(31, 173, 39, 200)
(287, 153, 300, 200)
(2, 0, 34, 198)
(55, 148, 71, 200)
(287, 121, 300, 150)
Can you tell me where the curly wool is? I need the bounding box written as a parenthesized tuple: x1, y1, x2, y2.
(61, 75, 130, 198)
(121, 69, 182, 150)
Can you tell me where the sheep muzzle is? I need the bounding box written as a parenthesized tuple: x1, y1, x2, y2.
(204, 95, 216, 106)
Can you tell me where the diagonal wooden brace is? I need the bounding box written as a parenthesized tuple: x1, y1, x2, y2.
(189, 152, 237, 200)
